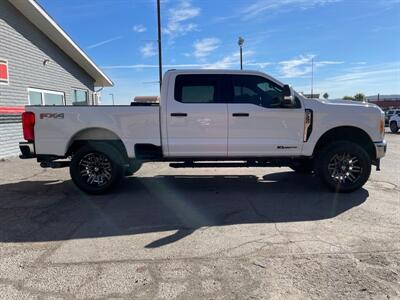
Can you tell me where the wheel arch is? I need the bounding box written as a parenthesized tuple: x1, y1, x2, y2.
(66, 127, 130, 163)
(313, 126, 376, 160)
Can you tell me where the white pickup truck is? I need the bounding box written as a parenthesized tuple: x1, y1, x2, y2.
(389, 114, 400, 133)
(19, 70, 387, 194)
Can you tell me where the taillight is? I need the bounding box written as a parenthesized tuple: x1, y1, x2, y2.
(22, 112, 35, 141)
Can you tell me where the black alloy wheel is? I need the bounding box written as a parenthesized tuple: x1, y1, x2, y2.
(70, 143, 124, 194)
(316, 141, 371, 193)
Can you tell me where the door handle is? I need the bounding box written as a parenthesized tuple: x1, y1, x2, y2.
(170, 113, 187, 117)
(232, 113, 249, 117)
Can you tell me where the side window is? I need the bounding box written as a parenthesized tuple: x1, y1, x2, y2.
(174, 75, 221, 103)
(234, 86, 258, 104)
(229, 75, 302, 108)
(73, 89, 88, 106)
(28, 91, 42, 105)
(44, 93, 64, 105)
(230, 75, 285, 108)
(28, 88, 64, 105)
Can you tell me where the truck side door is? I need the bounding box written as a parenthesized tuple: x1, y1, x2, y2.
(166, 74, 228, 157)
(225, 74, 305, 156)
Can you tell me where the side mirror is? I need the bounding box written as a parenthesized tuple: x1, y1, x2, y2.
(282, 84, 295, 107)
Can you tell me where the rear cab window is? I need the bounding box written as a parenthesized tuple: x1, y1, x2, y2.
(174, 75, 223, 103)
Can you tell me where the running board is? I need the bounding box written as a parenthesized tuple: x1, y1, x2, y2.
(169, 161, 282, 168)
(40, 161, 70, 169)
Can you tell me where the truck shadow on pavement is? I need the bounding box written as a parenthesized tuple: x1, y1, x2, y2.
(0, 172, 369, 247)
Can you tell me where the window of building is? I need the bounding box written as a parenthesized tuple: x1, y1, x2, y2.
(73, 89, 88, 105)
(0, 60, 9, 85)
(28, 91, 42, 105)
(28, 88, 65, 105)
(174, 75, 222, 103)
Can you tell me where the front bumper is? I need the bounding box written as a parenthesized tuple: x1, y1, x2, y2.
(374, 140, 387, 159)
(19, 142, 36, 159)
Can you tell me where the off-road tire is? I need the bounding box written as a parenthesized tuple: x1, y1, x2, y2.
(390, 121, 399, 133)
(315, 141, 371, 193)
(70, 143, 125, 195)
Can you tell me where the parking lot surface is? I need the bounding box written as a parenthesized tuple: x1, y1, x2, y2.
(0, 132, 399, 299)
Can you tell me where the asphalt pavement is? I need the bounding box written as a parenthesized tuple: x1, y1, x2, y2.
(0, 131, 399, 299)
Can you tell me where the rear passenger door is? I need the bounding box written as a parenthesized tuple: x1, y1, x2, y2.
(166, 74, 228, 157)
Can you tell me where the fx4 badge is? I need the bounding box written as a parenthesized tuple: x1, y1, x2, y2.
(40, 113, 64, 120)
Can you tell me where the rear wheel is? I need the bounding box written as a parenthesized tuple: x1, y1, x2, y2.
(316, 141, 371, 193)
(390, 121, 399, 133)
(70, 143, 124, 194)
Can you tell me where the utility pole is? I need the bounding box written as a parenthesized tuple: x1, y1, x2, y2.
(311, 57, 314, 97)
(157, 0, 163, 91)
(238, 37, 244, 70)
(109, 93, 115, 105)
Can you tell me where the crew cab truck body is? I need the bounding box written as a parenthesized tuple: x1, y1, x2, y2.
(20, 70, 387, 194)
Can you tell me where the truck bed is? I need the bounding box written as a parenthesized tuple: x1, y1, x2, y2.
(26, 105, 161, 158)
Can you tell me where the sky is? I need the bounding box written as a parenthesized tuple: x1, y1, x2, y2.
(38, 0, 400, 105)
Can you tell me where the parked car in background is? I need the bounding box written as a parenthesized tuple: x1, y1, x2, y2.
(385, 109, 400, 126)
(19, 70, 386, 194)
(389, 114, 400, 133)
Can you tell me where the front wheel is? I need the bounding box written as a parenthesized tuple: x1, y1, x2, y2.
(316, 141, 371, 193)
(70, 143, 124, 194)
(390, 121, 399, 133)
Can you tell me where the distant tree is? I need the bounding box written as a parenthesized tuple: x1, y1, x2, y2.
(354, 93, 366, 102)
(323, 93, 329, 99)
(343, 96, 354, 100)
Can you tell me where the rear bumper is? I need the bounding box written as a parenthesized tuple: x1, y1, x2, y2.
(19, 142, 36, 159)
(374, 140, 387, 159)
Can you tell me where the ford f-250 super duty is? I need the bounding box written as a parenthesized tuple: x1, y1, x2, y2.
(19, 70, 387, 194)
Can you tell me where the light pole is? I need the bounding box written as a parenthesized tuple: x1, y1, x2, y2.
(109, 93, 115, 106)
(238, 37, 244, 70)
(311, 57, 314, 97)
(157, 0, 163, 91)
